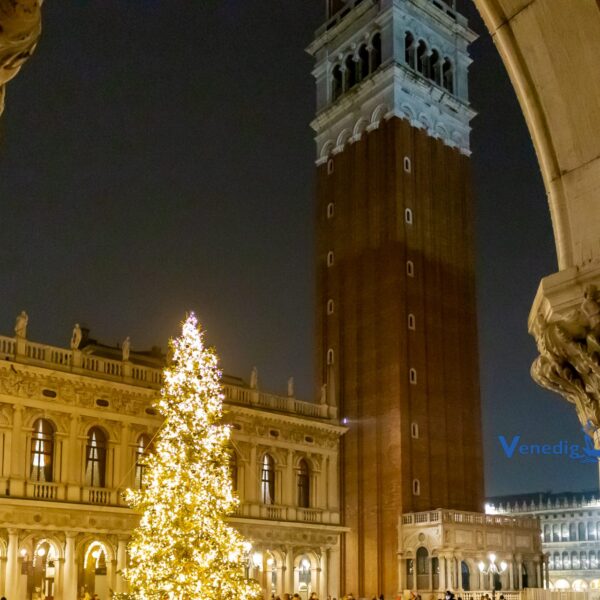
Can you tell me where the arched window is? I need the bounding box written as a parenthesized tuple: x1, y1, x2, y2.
(562, 552, 570, 570)
(135, 434, 151, 489)
(345, 55, 357, 90)
(332, 65, 343, 101)
(416, 41, 428, 76)
(579, 522, 587, 541)
(588, 522, 596, 540)
(30, 418, 54, 482)
(554, 552, 561, 569)
(416, 547, 429, 589)
(85, 427, 107, 488)
(553, 523, 560, 541)
(405, 32, 415, 68)
(371, 33, 382, 71)
(327, 299, 335, 315)
(581, 552, 589, 569)
(261, 454, 275, 505)
(570, 522, 577, 540)
(543, 524, 551, 541)
(327, 348, 335, 365)
(230, 451, 239, 492)
(358, 44, 369, 80)
(572, 551, 580, 569)
(430, 49, 441, 85)
(442, 58, 454, 93)
(408, 313, 416, 330)
(590, 551, 597, 568)
(297, 459, 310, 508)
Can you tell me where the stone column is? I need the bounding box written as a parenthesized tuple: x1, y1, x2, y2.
(275, 561, 285, 598)
(10, 405, 25, 496)
(285, 449, 294, 506)
(53, 557, 63, 600)
(516, 561, 523, 590)
(428, 557, 433, 591)
(285, 549, 294, 594)
(329, 544, 340, 599)
(439, 555, 446, 591)
(535, 559, 542, 588)
(118, 423, 131, 490)
(5, 529, 19, 600)
(529, 271, 600, 482)
(248, 444, 258, 503)
(320, 548, 328, 600)
(63, 532, 78, 600)
(115, 538, 128, 594)
(508, 558, 515, 590)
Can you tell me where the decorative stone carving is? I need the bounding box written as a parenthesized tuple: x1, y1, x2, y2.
(531, 284, 600, 427)
(0, 0, 43, 116)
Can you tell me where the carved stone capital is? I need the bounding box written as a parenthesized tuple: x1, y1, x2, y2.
(0, 0, 43, 116)
(529, 264, 600, 428)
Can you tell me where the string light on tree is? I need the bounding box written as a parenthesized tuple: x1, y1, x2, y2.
(117, 313, 261, 600)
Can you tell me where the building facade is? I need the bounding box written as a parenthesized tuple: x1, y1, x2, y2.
(0, 325, 344, 600)
(488, 492, 600, 592)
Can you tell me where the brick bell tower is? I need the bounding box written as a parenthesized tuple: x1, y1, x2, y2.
(308, 0, 483, 596)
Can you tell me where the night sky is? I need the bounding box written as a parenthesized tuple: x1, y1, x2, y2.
(0, 1, 595, 497)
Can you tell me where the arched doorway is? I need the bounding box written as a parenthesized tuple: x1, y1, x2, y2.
(29, 540, 58, 600)
(80, 541, 109, 599)
(416, 547, 429, 590)
(461, 561, 470, 591)
(296, 555, 312, 600)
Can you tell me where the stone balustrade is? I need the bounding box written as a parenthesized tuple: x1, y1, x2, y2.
(0, 333, 336, 420)
(402, 508, 538, 530)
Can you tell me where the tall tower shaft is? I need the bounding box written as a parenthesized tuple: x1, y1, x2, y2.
(308, 0, 483, 596)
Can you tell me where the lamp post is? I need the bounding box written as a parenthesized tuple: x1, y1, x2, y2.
(478, 553, 507, 600)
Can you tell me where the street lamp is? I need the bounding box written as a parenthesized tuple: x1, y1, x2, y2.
(478, 553, 507, 600)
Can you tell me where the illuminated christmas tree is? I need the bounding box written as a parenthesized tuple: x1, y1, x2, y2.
(120, 313, 261, 600)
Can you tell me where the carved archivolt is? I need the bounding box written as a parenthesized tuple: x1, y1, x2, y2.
(0, 0, 43, 115)
(531, 285, 600, 428)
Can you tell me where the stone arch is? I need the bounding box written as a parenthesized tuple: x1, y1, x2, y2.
(335, 128, 352, 149)
(370, 103, 389, 127)
(400, 103, 416, 123)
(418, 112, 432, 131)
(474, 0, 600, 271)
(75, 535, 116, 564)
(78, 420, 116, 442)
(320, 140, 335, 160)
(353, 117, 369, 139)
(24, 535, 64, 561)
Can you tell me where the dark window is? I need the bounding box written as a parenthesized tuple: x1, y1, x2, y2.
(371, 33, 382, 71)
(261, 454, 275, 504)
(30, 419, 54, 482)
(230, 451, 238, 492)
(85, 427, 107, 488)
(297, 459, 310, 508)
(345, 55, 357, 89)
(430, 49, 441, 85)
(135, 434, 151, 489)
(443, 58, 454, 93)
(332, 65, 343, 101)
(417, 41, 429, 77)
(358, 44, 369, 80)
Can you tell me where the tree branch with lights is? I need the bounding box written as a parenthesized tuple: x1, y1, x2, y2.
(117, 313, 261, 600)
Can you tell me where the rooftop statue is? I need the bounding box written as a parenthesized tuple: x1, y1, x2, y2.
(0, 0, 43, 116)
